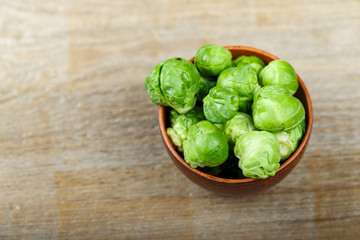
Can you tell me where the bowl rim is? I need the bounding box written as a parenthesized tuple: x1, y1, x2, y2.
(159, 45, 313, 184)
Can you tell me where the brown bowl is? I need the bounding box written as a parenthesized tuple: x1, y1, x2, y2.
(159, 45, 313, 196)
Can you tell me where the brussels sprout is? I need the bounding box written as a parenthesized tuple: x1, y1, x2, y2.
(259, 59, 299, 95)
(214, 123, 225, 132)
(252, 85, 305, 132)
(200, 153, 246, 179)
(203, 86, 240, 124)
(199, 165, 224, 177)
(274, 120, 306, 160)
(224, 112, 256, 147)
(166, 128, 182, 152)
(183, 120, 229, 168)
(194, 44, 232, 77)
(196, 75, 216, 103)
(144, 57, 200, 114)
(218, 153, 247, 179)
(234, 131, 281, 179)
(166, 107, 205, 152)
(217, 63, 260, 113)
(233, 55, 265, 75)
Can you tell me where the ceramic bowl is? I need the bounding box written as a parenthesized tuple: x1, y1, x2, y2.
(159, 46, 313, 196)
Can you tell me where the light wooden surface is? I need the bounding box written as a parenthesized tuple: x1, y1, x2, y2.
(1, 0, 360, 239)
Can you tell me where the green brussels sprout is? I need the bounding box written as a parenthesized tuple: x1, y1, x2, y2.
(218, 153, 247, 179)
(166, 106, 205, 152)
(196, 75, 216, 103)
(203, 86, 240, 124)
(194, 44, 232, 77)
(183, 120, 229, 168)
(232, 55, 265, 75)
(217, 63, 260, 113)
(200, 153, 246, 179)
(234, 131, 281, 179)
(252, 85, 305, 132)
(274, 120, 306, 160)
(224, 112, 256, 147)
(214, 123, 225, 132)
(259, 59, 299, 95)
(199, 165, 224, 177)
(144, 57, 200, 114)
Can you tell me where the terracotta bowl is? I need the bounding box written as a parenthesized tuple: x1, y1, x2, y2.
(159, 46, 313, 196)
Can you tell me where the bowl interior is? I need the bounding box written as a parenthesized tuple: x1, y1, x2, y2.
(159, 45, 313, 184)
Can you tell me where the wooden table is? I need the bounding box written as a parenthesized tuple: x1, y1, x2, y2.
(1, 0, 359, 239)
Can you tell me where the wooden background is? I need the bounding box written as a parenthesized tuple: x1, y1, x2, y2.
(0, 0, 359, 239)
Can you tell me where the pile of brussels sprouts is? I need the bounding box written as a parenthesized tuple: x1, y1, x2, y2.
(144, 44, 306, 179)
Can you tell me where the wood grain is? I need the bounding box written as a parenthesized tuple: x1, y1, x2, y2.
(0, 0, 360, 239)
